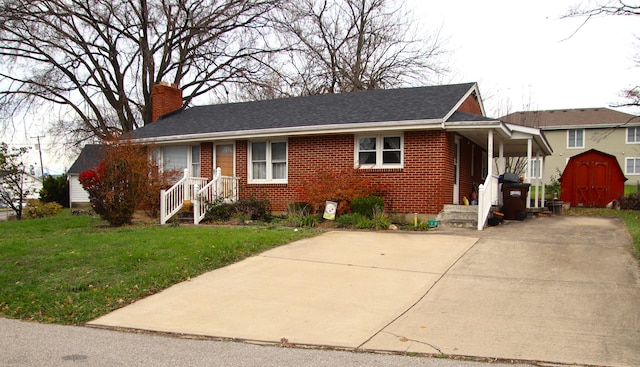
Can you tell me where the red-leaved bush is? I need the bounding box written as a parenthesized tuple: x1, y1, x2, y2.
(79, 139, 157, 226)
(295, 166, 380, 215)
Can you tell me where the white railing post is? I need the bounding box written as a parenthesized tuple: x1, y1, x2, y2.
(160, 189, 167, 225)
(183, 168, 190, 201)
(193, 184, 200, 225)
(216, 167, 223, 198)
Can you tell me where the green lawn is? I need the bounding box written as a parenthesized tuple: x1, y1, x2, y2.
(0, 211, 318, 324)
(565, 207, 640, 259)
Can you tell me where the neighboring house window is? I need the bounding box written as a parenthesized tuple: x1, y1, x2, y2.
(155, 145, 201, 177)
(627, 127, 640, 144)
(249, 140, 287, 183)
(528, 158, 542, 179)
(626, 157, 640, 175)
(567, 129, 584, 148)
(355, 134, 403, 168)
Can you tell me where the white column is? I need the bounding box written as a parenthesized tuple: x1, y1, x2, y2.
(540, 153, 546, 208)
(526, 138, 532, 208)
(498, 138, 505, 174)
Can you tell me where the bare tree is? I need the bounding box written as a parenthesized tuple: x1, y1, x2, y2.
(270, 0, 447, 96)
(0, 0, 282, 144)
(565, 1, 640, 108)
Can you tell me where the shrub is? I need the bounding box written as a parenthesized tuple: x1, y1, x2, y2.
(619, 194, 640, 210)
(79, 139, 156, 227)
(23, 200, 63, 219)
(296, 166, 379, 215)
(39, 175, 69, 207)
(204, 198, 272, 223)
(284, 202, 317, 228)
(350, 195, 384, 218)
(336, 213, 369, 227)
(138, 167, 177, 219)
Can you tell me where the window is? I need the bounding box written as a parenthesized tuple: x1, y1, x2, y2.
(627, 127, 640, 144)
(355, 134, 403, 168)
(249, 140, 287, 183)
(567, 129, 584, 148)
(191, 146, 201, 177)
(528, 158, 542, 179)
(155, 145, 201, 176)
(626, 157, 640, 175)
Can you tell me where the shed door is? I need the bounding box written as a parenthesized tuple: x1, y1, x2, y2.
(573, 159, 608, 207)
(591, 161, 608, 207)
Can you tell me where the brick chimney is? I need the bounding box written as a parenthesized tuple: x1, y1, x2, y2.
(151, 82, 183, 122)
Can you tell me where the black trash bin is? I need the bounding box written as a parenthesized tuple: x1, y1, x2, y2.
(501, 183, 530, 220)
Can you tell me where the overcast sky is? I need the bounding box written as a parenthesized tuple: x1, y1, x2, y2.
(8, 0, 640, 174)
(409, 0, 640, 116)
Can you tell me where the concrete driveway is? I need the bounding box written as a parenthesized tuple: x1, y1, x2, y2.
(89, 216, 640, 367)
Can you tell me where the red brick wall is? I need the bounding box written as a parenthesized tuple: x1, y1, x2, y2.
(200, 143, 213, 180)
(151, 84, 182, 122)
(228, 131, 474, 214)
(457, 94, 483, 115)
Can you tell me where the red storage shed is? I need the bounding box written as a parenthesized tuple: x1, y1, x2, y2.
(560, 149, 627, 207)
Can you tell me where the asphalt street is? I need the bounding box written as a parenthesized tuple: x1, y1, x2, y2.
(1, 318, 533, 367)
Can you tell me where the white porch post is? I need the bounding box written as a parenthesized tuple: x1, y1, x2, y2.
(498, 139, 505, 175)
(526, 138, 532, 209)
(540, 152, 546, 208)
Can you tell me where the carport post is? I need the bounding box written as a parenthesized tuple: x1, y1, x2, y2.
(526, 138, 532, 209)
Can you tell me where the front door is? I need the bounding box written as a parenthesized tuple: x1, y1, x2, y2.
(215, 144, 234, 176)
(453, 137, 460, 204)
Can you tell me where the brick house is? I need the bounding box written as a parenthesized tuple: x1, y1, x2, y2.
(131, 82, 551, 229)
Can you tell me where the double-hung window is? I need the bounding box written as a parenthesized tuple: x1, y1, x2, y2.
(626, 157, 640, 175)
(154, 145, 201, 177)
(529, 158, 542, 179)
(355, 134, 403, 168)
(249, 140, 287, 183)
(627, 127, 640, 144)
(567, 129, 584, 148)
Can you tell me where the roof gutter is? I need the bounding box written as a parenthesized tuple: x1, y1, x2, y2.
(131, 118, 445, 144)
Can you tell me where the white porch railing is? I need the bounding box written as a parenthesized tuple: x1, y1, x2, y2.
(159, 168, 208, 225)
(477, 174, 500, 231)
(193, 167, 240, 224)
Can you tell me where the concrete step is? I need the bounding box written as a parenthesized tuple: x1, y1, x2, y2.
(436, 205, 478, 228)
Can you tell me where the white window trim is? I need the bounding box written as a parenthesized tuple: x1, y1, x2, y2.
(626, 127, 640, 144)
(248, 140, 288, 184)
(567, 129, 585, 149)
(625, 157, 640, 175)
(354, 133, 404, 169)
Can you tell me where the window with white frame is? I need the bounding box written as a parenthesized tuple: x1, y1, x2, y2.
(154, 145, 201, 177)
(626, 157, 640, 175)
(627, 127, 640, 144)
(355, 134, 403, 168)
(567, 129, 584, 148)
(249, 140, 287, 183)
(529, 158, 542, 179)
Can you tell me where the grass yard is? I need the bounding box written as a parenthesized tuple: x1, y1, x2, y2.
(0, 211, 318, 325)
(566, 207, 640, 259)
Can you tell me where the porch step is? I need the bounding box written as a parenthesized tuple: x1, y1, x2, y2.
(436, 205, 478, 228)
(170, 211, 195, 224)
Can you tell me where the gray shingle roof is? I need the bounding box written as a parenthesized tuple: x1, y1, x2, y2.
(131, 83, 477, 140)
(501, 108, 639, 129)
(67, 145, 104, 174)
